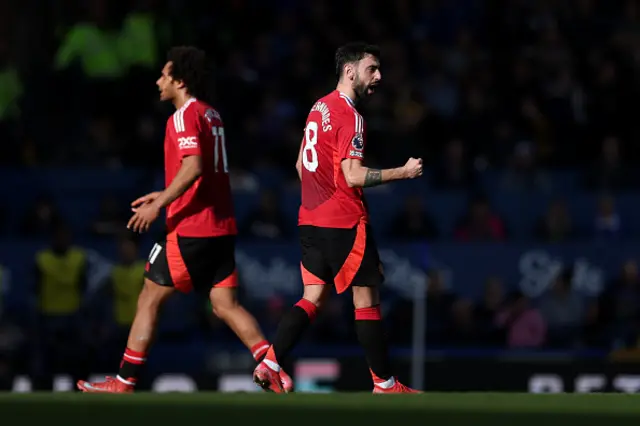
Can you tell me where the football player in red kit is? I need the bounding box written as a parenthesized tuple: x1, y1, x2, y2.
(77, 46, 292, 393)
(253, 42, 422, 393)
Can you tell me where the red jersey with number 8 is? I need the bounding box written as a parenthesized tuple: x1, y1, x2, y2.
(164, 98, 237, 237)
(298, 90, 369, 228)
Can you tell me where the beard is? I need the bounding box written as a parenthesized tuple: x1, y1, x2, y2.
(353, 74, 370, 98)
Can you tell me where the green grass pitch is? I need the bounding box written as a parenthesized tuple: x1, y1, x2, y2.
(0, 392, 639, 425)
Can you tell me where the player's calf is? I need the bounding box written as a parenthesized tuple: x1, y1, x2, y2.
(351, 286, 416, 390)
(264, 284, 330, 370)
(77, 279, 173, 393)
(209, 286, 294, 392)
(252, 285, 329, 394)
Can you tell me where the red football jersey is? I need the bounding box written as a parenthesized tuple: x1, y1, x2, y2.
(163, 97, 237, 237)
(298, 90, 368, 228)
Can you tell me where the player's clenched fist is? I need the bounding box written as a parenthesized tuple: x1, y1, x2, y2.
(402, 157, 423, 179)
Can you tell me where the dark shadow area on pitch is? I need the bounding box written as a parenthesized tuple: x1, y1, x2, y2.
(1, 402, 638, 426)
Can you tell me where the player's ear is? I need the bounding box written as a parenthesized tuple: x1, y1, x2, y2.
(344, 63, 355, 81)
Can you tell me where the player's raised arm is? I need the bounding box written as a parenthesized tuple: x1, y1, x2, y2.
(341, 157, 422, 188)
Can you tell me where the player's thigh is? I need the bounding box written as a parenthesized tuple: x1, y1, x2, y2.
(144, 238, 178, 289)
(326, 222, 383, 294)
(299, 226, 333, 287)
(179, 235, 238, 298)
(350, 227, 383, 308)
(140, 240, 178, 307)
(351, 225, 384, 288)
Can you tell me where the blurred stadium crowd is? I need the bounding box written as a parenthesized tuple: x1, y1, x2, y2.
(2, 0, 640, 388)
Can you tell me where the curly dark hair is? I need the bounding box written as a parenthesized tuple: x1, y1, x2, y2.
(166, 46, 212, 100)
(335, 42, 381, 79)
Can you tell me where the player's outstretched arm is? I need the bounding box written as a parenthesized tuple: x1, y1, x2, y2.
(341, 157, 422, 188)
(151, 155, 203, 208)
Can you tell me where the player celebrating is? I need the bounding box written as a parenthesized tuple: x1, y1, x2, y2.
(253, 42, 422, 394)
(77, 46, 292, 393)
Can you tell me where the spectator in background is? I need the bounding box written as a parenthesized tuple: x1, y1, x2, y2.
(81, 115, 123, 167)
(582, 302, 607, 348)
(389, 268, 455, 345)
(389, 87, 427, 165)
(502, 140, 550, 192)
(0, 33, 23, 167)
(423, 71, 459, 119)
(92, 235, 145, 369)
(534, 198, 575, 242)
(0, 263, 24, 390)
(127, 115, 163, 166)
(241, 189, 289, 240)
(496, 291, 546, 349)
(584, 136, 635, 191)
(593, 195, 622, 239)
(90, 195, 128, 238)
(20, 195, 63, 237)
(32, 225, 89, 390)
(425, 269, 456, 344)
(432, 138, 474, 190)
(599, 259, 640, 347)
(388, 195, 438, 241)
(455, 194, 506, 241)
(475, 276, 507, 344)
(538, 269, 586, 348)
(53, 0, 126, 117)
(444, 298, 482, 347)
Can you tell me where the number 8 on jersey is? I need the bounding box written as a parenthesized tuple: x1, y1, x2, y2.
(303, 121, 319, 172)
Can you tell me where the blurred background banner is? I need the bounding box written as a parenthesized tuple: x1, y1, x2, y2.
(0, 238, 636, 305)
(3, 0, 640, 392)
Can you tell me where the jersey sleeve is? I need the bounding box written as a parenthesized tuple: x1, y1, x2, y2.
(174, 107, 202, 158)
(336, 112, 366, 161)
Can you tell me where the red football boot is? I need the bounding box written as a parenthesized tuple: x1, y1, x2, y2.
(279, 368, 294, 393)
(373, 379, 421, 394)
(77, 376, 134, 393)
(253, 361, 285, 393)
(371, 370, 421, 394)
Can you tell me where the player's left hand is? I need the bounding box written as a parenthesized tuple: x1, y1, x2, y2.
(131, 191, 162, 208)
(127, 203, 160, 233)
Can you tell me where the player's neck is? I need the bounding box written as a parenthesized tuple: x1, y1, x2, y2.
(336, 83, 357, 106)
(172, 93, 195, 110)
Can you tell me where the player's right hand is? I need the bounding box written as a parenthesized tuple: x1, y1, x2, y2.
(131, 191, 162, 210)
(403, 157, 423, 179)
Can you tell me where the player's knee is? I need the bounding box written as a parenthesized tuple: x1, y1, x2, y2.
(209, 288, 239, 320)
(211, 302, 238, 320)
(352, 286, 380, 309)
(137, 279, 172, 311)
(302, 284, 330, 309)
